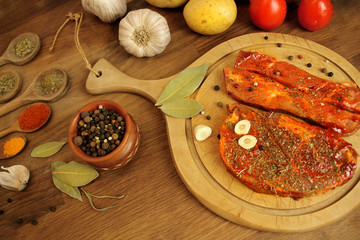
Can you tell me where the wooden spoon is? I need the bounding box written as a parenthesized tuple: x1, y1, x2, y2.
(0, 32, 41, 67)
(0, 70, 22, 103)
(0, 134, 26, 160)
(0, 102, 51, 138)
(0, 67, 69, 117)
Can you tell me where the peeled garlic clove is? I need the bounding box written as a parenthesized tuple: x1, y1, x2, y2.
(81, 0, 127, 23)
(195, 124, 212, 141)
(234, 120, 251, 135)
(238, 135, 257, 149)
(0, 165, 30, 191)
(118, 9, 171, 57)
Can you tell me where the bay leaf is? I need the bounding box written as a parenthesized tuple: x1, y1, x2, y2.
(52, 174, 82, 201)
(52, 161, 99, 187)
(31, 142, 67, 158)
(159, 98, 203, 118)
(51, 161, 82, 201)
(155, 62, 210, 106)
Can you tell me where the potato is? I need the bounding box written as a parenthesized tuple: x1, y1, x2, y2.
(146, 0, 188, 8)
(183, 0, 237, 35)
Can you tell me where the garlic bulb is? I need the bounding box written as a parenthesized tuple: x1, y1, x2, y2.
(81, 0, 127, 23)
(0, 165, 30, 191)
(118, 9, 171, 57)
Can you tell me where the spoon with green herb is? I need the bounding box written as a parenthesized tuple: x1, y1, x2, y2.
(0, 67, 69, 117)
(0, 32, 41, 67)
(0, 70, 22, 103)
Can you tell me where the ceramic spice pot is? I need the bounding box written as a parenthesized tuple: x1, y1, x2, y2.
(68, 100, 140, 170)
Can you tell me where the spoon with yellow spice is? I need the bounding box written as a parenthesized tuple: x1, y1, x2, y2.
(0, 134, 26, 160)
(0, 32, 41, 67)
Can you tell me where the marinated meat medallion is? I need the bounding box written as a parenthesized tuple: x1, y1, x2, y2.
(219, 103, 358, 199)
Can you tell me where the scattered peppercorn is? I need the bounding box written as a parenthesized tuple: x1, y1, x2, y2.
(259, 145, 265, 151)
(15, 219, 23, 224)
(288, 55, 293, 60)
(277, 43, 282, 47)
(306, 63, 312, 68)
(206, 115, 211, 120)
(7, 198, 12, 203)
(264, 36, 269, 40)
(234, 83, 239, 88)
(217, 102, 223, 107)
(321, 68, 327, 73)
(31, 219, 38, 225)
(275, 71, 280, 76)
(0, 210, 4, 215)
(328, 72, 334, 77)
(248, 87, 254, 92)
(50, 206, 56, 212)
(298, 55, 303, 59)
(214, 85, 220, 91)
(217, 134, 220, 139)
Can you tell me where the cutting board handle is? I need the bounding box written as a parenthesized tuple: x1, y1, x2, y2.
(86, 59, 173, 103)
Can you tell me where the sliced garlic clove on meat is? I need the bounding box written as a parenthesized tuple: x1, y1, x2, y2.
(194, 124, 212, 141)
(238, 135, 257, 149)
(234, 120, 251, 135)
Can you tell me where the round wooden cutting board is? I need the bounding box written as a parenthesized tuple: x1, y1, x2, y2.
(86, 33, 360, 232)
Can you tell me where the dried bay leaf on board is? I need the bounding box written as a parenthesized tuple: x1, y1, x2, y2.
(31, 142, 67, 157)
(159, 98, 203, 118)
(51, 161, 82, 201)
(155, 62, 210, 106)
(52, 161, 99, 187)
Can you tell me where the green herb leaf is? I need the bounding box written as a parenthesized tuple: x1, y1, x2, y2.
(159, 98, 203, 118)
(155, 62, 210, 106)
(52, 161, 99, 187)
(81, 188, 122, 211)
(31, 142, 67, 158)
(51, 161, 82, 201)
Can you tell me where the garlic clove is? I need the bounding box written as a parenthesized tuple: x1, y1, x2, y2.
(194, 124, 212, 141)
(234, 120, 251, 135)
(81, 0, 127, 23)
(118, 9, 171, 57)
(0, 165, 30, 191)
(238, 135, 257, 149)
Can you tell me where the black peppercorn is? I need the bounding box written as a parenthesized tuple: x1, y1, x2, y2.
(214, 85, 220, 91)
(248, 87, 254, 92)
(206, 115, 211, 120)
(306, 63, 312, 68)
(277, 43, 282, 47)
(217, 134, 220, 139)
(259, 145, 265, 151)
(50, 206, 56, 212)
(31, 219, 38, 225)
(328, 72, 334, 77)
(15, 218, 23, 224)
(0, 210, 4, 215)
(7, 198, 12, 203)
(288, 55, 293, 60)
(264, 36, 268, 40)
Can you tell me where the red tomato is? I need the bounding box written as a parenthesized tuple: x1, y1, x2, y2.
(249, 0, 287, 31)
(298, 0, 333, 31)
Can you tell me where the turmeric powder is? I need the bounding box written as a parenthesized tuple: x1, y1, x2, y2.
(3, 137, 26, 157)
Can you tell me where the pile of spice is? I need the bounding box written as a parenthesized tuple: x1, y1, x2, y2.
(0, 74, 16, 96)
(14, 38, 34, 58)
(73, 105, 126, 157)
(3, 136, 26, 157)
(18, 103, 51, 131)
(39, 72, 63, 95)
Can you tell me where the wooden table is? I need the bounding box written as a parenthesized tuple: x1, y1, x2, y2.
(1, 0, 360, 239)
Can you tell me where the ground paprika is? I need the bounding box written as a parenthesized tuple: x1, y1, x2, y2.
(18, 102, 51, 131)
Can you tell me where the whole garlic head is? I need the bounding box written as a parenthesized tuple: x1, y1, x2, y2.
(118, 9, 171, 57)
(81, 0, 127, 23)
(0, 165, 30, 191)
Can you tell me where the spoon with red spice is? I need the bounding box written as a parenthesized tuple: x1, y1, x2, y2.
(0, 102, 51, 138)
(0, 67, 69, 117)
(0, 32, 41, 67)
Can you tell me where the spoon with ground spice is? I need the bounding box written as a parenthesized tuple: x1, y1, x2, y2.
(0, 70, 22, 103)
(0, 32, 41, 67)
(0, 134, 26, 159)
(0, 102, 51, 138)
(0, 67, 69, 117)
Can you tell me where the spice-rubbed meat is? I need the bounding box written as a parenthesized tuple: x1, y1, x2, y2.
(219, 103, 358, 199)
(234, 51, 360, 114)
(223, 67, 360, 135)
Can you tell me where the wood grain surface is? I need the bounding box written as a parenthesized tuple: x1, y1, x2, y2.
(1, 0, 360, 239)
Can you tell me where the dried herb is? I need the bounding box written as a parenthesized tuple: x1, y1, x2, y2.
(39, 72, 63, 95)
(0, 74, 16, 96)
(31, 142, 67, 158)
(159, 98, 203, 118)
(155, 62, 210, 106)
(14, 38, 34, 58)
